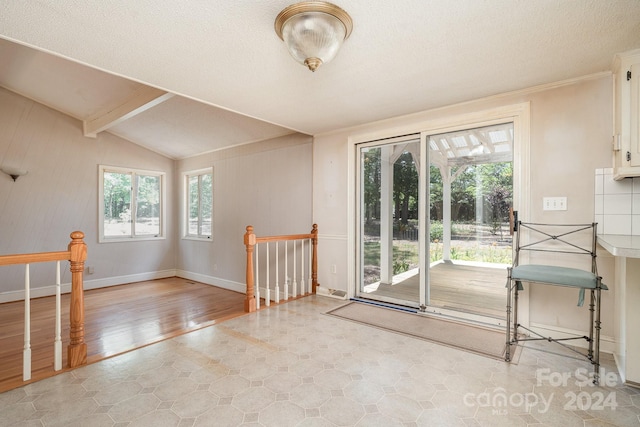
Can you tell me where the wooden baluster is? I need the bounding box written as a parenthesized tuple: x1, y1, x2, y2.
(300, 239, 305, 294)
(284, 241, 288, 300)
(23, 264, 31, 381)
(244, 226, 257, 313)
(308, 238, 312, 294)
(67, 231, 87, 368)
(311, 224, 318, 294)
(266, 242, 271, 306)
(54, 261, 62, 371)
(255, 243, 261, 310)
(275, 242, 280, 304)
(293, 240, 298, 297)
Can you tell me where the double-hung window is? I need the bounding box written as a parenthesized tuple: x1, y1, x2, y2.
(185, 168, 213, 240)
(99, 165, 165, 242)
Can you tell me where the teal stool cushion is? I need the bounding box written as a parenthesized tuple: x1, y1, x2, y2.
(511, 264, 607, 306)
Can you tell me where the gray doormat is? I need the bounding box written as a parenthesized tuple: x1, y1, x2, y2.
(326, 301, 520, 363)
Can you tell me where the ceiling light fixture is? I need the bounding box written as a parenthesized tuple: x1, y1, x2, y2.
(1, 166, 28, 182)
(275, 1, 353, 72)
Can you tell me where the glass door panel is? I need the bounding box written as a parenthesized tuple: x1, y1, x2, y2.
(426, 123, 513, 319)
(357, 138, 421, 307)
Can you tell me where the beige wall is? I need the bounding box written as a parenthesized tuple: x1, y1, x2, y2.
(0, 87, 177, 299)
(175, 134, 313, 290)
(0, 87, 315, 300)
(313, 74, 615, 340)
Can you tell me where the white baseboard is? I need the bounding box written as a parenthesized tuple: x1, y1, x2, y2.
(613, 352, 626, 383)
(254, 282, 316, 305)
(84, 270, 177, 291)
(0, 269, 177, 303)
(316, 286, 347, 300)
(0, 269, 248, 304)
(528, 322, 615, 355)
(0, 285, 71, 303)
(175, 270, 245, 294)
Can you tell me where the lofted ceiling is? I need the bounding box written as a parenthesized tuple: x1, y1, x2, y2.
(1, 1, 640, 159)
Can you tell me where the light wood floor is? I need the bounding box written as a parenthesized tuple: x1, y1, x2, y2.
(367, 261, 507, 318)
(0, 277, 247, 393)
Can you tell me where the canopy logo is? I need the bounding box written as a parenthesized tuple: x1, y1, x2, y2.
(463, 389, 553, 415)
(463, 368, 619, 416)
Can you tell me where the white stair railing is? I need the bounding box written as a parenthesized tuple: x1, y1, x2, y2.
(54, 260, 62, 371)
(23, 264, 31, 381)
(0, 232, 88, 383)
(19, 260, 63, 380)
(244, 225, 318, 312)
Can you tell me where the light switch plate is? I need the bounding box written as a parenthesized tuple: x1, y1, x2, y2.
(543, 197, 567, 211)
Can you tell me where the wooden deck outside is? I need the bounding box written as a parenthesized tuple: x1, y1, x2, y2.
(0, 277, 246, 393)
(366, 261, 508, 318)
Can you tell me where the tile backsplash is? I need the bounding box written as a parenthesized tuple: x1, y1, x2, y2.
(594, 168, 640, 235)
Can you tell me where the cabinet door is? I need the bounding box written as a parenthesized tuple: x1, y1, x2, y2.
(631, 62, 640, 167)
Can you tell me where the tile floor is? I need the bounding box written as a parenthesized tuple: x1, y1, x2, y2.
(1, 296, 639, 426)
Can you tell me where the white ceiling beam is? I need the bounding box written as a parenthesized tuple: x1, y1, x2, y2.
(83, 86, 174, 138)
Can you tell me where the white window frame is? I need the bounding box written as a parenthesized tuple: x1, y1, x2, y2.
(182, 167, 214, 241)
(98, 165, 166, 243)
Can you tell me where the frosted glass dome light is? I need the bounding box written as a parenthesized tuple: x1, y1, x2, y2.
(275, 2, 353, 72)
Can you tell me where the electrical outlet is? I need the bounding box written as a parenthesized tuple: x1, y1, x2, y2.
(543, 197, 567, 211)
(331, 264, 337, 274)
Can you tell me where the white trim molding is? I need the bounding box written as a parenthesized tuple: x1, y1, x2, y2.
(0, 269, 177, 303)
(176, 270, 245, 294)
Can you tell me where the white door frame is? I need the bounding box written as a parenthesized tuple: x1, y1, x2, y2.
(348, 102, 531, 328)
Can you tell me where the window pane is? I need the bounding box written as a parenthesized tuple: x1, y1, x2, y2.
(200, 174, 212, 236)
(136, 174, 161, 236)
(185, 171, 213, 238)
(188, 175, 199, 235)
(103, 172, 132, 237)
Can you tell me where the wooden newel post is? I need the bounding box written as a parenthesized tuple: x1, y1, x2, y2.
(244, 226, 257, 313)
(311, 224, 318, 294)
(67, 231, 87, 368)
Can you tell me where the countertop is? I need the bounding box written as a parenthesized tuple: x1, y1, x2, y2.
(598, 234, 640, 258)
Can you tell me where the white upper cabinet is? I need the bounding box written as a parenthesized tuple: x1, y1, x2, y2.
(613, 49, 640, 179)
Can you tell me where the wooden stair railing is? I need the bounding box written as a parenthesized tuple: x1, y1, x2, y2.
(244, 224, 318, 312)
(0, 231, 88, 381)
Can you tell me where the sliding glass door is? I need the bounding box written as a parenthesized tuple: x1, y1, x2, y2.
(356, 123, 514, 325)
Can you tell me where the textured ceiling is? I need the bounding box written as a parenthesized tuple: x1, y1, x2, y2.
(1, 1, 640, 159)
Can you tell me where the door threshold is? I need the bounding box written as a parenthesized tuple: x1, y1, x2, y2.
(350, 297, 418, 313)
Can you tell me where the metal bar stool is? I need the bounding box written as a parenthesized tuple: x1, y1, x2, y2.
(505, 221, 608, 384)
